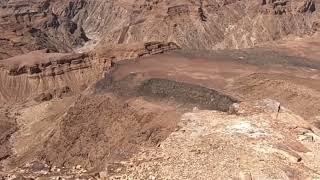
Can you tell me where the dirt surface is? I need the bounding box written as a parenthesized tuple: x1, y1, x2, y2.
(39, 94, 180, 170)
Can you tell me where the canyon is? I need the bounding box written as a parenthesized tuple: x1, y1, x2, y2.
(0, 0, 320, 179)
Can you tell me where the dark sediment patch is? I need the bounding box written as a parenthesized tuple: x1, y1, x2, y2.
(138, 78, 238, 112)
(95, 73, 239, 112)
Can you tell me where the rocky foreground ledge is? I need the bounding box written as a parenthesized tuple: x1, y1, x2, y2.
(2, 98, 320, 179)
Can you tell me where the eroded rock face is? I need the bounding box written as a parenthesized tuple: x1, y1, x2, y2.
(0, 0, 88, 60)
(0, 50, 95, 104)
(1, 0, 319, 60)
(77, 0, 319, 50)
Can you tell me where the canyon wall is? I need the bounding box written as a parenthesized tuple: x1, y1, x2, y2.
(1, 0, 319, 60)
(77, 0, 320, 49)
